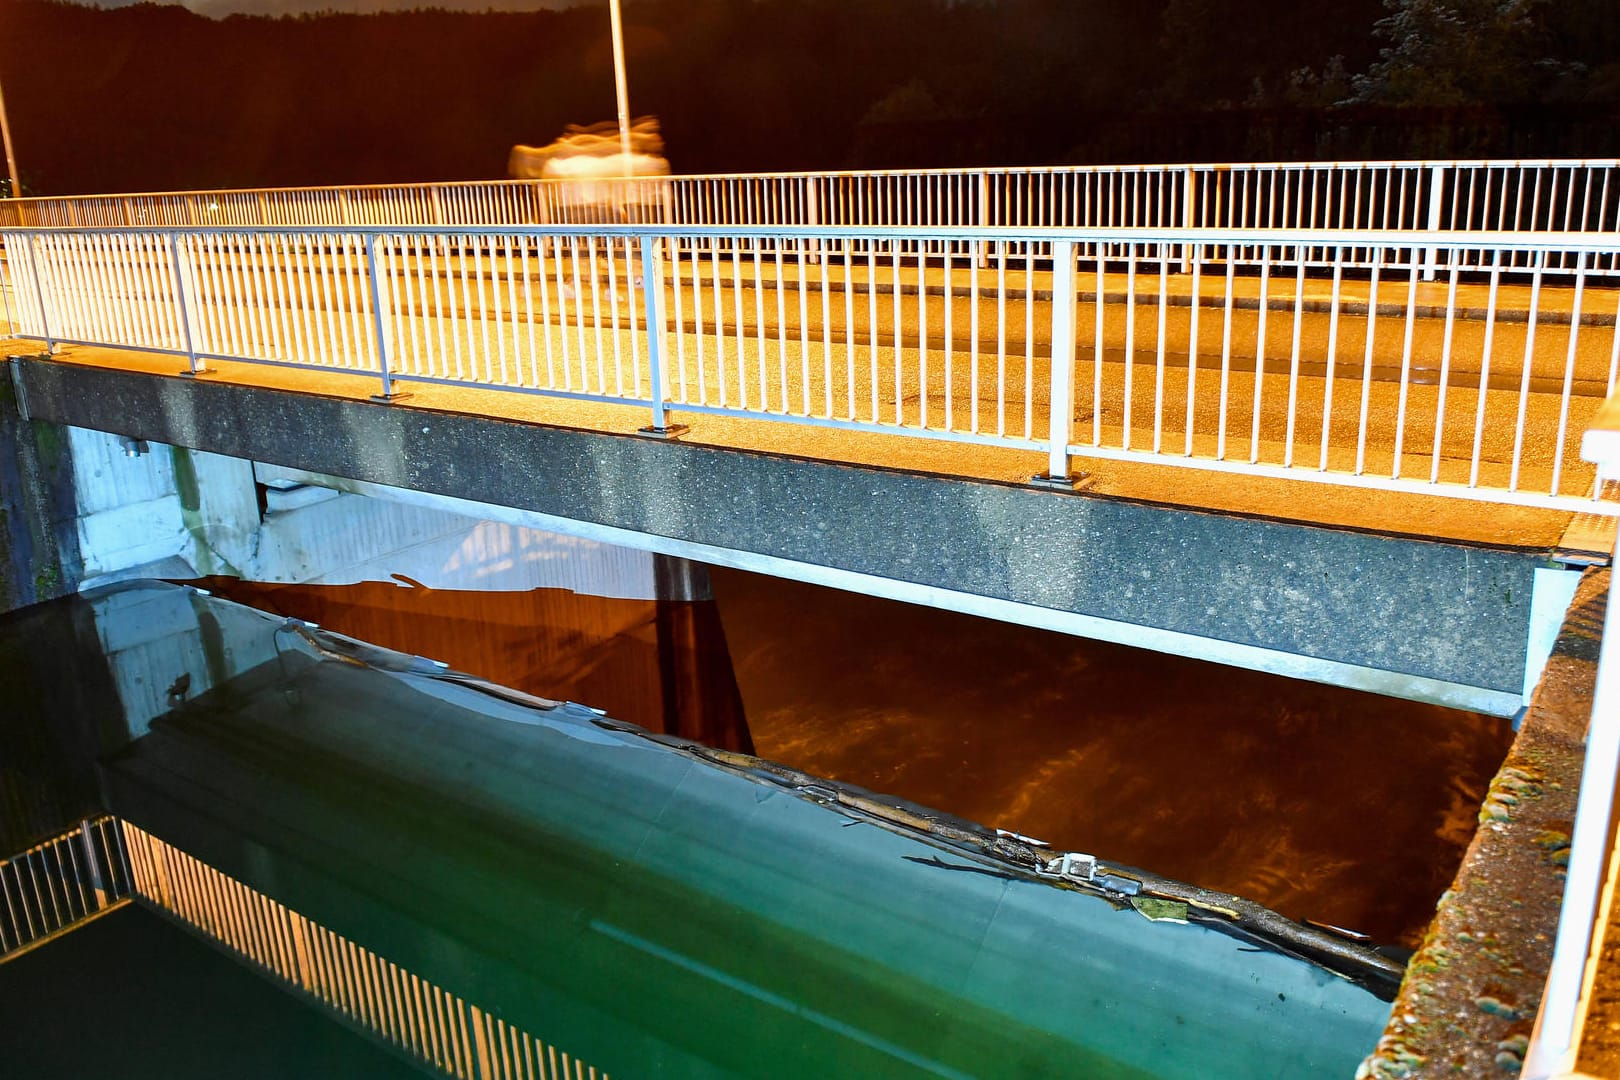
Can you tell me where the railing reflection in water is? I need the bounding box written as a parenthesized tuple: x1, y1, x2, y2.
(0, 817, 132, 961)
(119, 821, 609, 1080)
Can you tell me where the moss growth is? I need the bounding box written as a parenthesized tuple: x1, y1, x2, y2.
(30, 419, 63, 461)
(33, 562, 60, 600)
(1480, 768, 1548, 823)
(1474, 996, 1523, 1020)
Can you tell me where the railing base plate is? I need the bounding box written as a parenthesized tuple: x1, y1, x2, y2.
(1029, 472, 1093, 492)
(637, 423, 690, 439)
(370, 391, 413, 403)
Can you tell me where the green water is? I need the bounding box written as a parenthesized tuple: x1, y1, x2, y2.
(0, 904, 417, 1079)
(2, 583, 1394, 1078)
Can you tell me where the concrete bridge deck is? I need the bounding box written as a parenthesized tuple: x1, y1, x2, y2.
(8, 323, 1581, 549)
(5, 230, 1615, 715)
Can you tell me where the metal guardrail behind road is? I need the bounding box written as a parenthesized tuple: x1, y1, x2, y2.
(3, 220, 1617, 514)
(5, 159, 1620, 276)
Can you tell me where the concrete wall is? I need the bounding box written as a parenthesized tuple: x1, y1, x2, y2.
(0, 360, 80, 610)
(0, 378, 667, 606)
(69, 430, 260, 588)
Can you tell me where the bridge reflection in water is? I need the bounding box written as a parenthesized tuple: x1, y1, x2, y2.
(198, 562, 1510, 950)
(1, 581, 1401, 1079)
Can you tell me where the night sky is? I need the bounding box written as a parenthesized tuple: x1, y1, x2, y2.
(3, 0, 1618, 194)
(81, 0, 586, 13)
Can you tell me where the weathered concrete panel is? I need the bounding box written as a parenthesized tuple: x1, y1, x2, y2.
(13, 358, 1546, 699)
(0, 360, 82, 612)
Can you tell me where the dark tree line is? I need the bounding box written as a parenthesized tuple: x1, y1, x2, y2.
(0, 0, 1616, 196)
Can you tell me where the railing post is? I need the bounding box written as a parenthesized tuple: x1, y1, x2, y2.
(0, 237, 12, 337)
(1032, 239, 1084, 488)
(636, 234, 687, 438)
(1181, 166, 1197, 272)
(76, 820, 107, 908)
(1423, 164, 1446, 281)
(285, 912, 315, 993)
(977, 170, 991, 268)
(22, 233, 55, 351)
(145, 833, 173, 908)
(805, 177, 820, 264)
(660, 178, 678, 262)
(362, 233, 406, 401)
(430, 186, 446, 227)
(167, 232, 203, 375)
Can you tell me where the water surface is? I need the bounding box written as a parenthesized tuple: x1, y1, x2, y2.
(194, 565, 1512, 948)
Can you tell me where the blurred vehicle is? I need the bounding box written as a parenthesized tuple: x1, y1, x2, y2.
(510, 117, 670, 228)
(508, 117, 671, 293)
(508, 116, 669, 181)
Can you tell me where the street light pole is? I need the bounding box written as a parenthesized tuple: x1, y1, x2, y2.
(0, 70, 20, 197)
(608, 0, 633, 174)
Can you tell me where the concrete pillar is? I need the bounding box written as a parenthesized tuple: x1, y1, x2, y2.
(652, 553, 753, 754)
(3, 359, 265, 611)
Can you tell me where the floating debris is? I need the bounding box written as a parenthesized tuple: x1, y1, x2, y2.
(1131, 897, 1189, 924)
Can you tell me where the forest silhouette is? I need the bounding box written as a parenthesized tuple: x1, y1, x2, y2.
(1, 0, 1618, 196)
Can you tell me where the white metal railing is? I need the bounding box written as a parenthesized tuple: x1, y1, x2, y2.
(4, 159, 1620, 276)
(0, 817, 132, 960)
(3, 221, 1619, 513)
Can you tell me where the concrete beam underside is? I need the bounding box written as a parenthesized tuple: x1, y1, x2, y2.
(10, 356, 1549, 714)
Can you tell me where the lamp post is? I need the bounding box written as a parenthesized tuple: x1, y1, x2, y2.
(608, 0, 633, 173)
(0, 71, 20, 197)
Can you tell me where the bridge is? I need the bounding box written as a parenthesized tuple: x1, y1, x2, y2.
(4, 156, 1620, 1078)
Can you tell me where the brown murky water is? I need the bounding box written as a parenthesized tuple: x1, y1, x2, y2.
(193, 567, 1511, 949)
